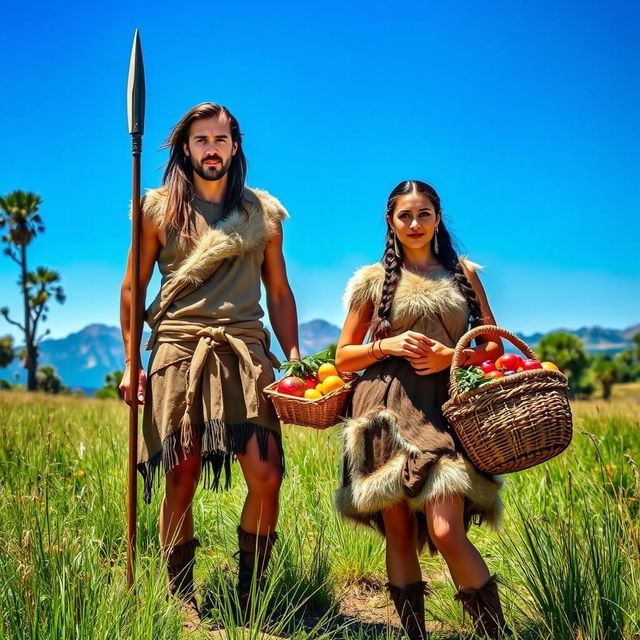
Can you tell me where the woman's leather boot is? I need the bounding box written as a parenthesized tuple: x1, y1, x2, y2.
(387, 580, 429, 640)
(454, 574, 511, 638)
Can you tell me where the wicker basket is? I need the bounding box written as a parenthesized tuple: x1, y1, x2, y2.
(442, 325, 573, 474)
(264, 373, 358, 429)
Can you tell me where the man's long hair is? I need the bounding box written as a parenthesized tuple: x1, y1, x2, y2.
(161, 102, 247, 240)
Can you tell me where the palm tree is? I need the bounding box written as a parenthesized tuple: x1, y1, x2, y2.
(0, 191, 63, 390)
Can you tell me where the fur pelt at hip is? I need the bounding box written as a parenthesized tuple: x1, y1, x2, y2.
(334, 408, 503, 529)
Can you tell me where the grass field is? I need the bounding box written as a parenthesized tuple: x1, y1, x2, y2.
(0, 389, 638, 639)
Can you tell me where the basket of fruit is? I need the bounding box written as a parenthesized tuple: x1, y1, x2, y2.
(442, 325, 573, 474)
(264, 347, 358, 429)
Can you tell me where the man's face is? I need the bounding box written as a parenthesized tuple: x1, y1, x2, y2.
(184, 116, 238, 181)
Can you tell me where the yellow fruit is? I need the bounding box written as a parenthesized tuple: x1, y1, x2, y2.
(304, 388, 322, 399)
(541, 361, 560, 372)
(317, 362, 338, 382)
(315, 383, 324, 393)
(322, 375, 345, 394)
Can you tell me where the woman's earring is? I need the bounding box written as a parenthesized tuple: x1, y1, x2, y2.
(434, 228, 439, 254)
(393, 231, 400, 257)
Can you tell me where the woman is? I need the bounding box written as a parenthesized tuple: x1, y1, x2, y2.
(335, 180, 509, 639)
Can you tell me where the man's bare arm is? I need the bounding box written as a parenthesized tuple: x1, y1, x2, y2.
(261, 222, 300, 362)
(119, 209, 162, 403)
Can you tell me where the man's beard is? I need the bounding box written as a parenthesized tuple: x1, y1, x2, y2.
(190, 154, 232, 181)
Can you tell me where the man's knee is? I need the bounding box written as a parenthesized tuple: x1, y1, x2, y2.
(246, 466, 282, 496)
(166, 466, 200, 502)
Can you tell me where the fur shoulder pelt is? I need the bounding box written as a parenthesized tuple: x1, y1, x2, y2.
(342, 263, 385, 312)
(138, 186, 288, 233)
(144, 187, 288, 328)
(246, 188, 290, 236)
(342, 261, 470, 325)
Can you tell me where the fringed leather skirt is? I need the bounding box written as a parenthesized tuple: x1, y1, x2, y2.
(138, 340, 283, 504)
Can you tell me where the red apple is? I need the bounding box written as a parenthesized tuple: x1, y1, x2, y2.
(480, 360, 497, 374)
(484, 370, 504, 379)
(522, 359, 543, 370)
(495, 353, 524, 371)
(277, 376, 306, 397)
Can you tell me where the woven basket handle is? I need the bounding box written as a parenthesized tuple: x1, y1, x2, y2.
(448, 324, 538, 395)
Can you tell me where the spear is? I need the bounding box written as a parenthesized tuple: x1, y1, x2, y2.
(126, 29, 145, 589)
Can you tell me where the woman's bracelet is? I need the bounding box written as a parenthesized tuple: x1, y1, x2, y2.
(368, 342, 378, 360)
(368, 340, 386, 361)
(375, 340, 388, 359)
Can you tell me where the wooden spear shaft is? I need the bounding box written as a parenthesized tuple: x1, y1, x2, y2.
(127, 142, 142, 589)
(126, 30, 145, 590)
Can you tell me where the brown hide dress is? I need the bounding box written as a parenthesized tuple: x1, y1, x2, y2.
(137, 187, 287, 504)
(335, 262, 503, 554)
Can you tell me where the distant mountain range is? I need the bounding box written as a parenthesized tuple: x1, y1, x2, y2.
(2, 320, 638, 395)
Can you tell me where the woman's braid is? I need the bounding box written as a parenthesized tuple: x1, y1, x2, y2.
(370, 228, 402, 339)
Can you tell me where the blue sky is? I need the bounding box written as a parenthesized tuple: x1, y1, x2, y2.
(0, 0, 638, 345)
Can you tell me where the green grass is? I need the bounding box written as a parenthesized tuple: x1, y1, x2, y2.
(0, 391, 638, 639)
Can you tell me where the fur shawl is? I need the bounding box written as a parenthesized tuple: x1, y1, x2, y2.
(342, 259, 481, 326)
(142, 186, 288, 328)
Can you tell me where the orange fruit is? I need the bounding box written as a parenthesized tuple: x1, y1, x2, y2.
(318, 362, 338, 382)
(541, 361, 560, 372)
(304, 388, 322, 400)
(322, 375, 345, 394)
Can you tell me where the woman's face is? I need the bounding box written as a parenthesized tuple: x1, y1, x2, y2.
(388, 191, 440, 253)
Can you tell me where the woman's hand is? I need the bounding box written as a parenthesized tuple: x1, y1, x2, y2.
(405, 338, 454, 376)
(380, 331, 434, 359)
(119, 362, 147, 406)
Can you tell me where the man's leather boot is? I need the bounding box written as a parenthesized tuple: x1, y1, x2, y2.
(236, 526, 278, 619)
(163, 537, 202, 631)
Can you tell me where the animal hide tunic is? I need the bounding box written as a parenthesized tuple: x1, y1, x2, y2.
(137, 186, 287, 503)
(335, 262, 503, 554)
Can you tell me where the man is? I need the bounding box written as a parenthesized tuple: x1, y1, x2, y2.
(120, 102, 299, 628)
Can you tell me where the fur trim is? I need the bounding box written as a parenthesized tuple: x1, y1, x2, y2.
(335, 408, 503, 528)
(342, 262, 468, 326)
(342, 263, 385, 312)
(168, 199, 264, 289)
(339, 409, 416, 513)
(139, 185, 169, 228)
(249, 188, 290, 235)
(406, 456, 503, 529)
(458, 254, 484, 274)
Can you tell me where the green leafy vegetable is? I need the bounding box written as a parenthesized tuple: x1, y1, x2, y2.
(455, 366, 490, 393)
(280, 345, 337, 376)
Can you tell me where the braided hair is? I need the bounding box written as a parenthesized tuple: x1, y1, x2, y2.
(370, 180, 482, 339)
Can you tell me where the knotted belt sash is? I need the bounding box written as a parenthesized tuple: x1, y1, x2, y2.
(151, 323, 280, 453)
